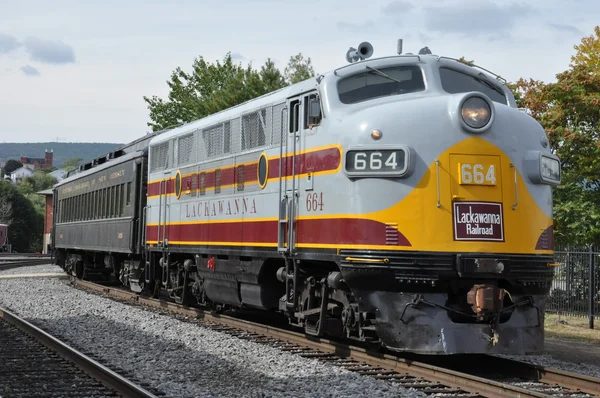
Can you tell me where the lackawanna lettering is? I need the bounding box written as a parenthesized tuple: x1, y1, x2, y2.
(466, 224, 495, 235)
(453, 202, 503, 241)
(185, 198, 257, 218)
(454, 206, 502, 225)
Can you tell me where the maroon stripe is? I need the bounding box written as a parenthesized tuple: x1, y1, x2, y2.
(146, 218, 410, 247)
(266, 146, 341, 180)
(535, 225, 554, 250)
(148, 147, 341, 197)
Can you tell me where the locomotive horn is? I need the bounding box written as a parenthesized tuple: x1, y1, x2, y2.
(346, 41, 374, 63)
(345, 47, 358, 63)
(357, 41, 373, 59)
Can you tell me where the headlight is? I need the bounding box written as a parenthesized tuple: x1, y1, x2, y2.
(461, 96, 491, 129)
(540, 155, 561, 184)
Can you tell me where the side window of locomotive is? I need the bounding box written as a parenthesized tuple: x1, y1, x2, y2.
(439, 67, 506, 104)
(337, 65, 424, 104)
(304, 94, 322, 128)
(289, 99, 300, 133)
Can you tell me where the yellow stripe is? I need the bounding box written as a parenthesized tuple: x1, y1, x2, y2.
(147, 167, 340, 199)
(146, 217, 277, 226)
(148, 181, 259, 199)
(146, 241, 278, 247)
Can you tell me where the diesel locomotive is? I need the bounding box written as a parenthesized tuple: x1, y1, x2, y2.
(51, 41, 561, 355)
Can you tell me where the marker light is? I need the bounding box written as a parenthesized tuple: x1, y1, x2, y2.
(461, 96, 491, 129)
(540, 155, 561, 185)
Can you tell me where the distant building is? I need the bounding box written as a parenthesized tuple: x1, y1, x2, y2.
(37, 188, 53, 254)
(10, 167, 33, 183)
(49, 169, 67, 182)
(20, 149, 53, 169)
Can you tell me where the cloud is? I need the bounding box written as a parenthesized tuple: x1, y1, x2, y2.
(20, 65, 40, 76)
(382, 1, 414, 15)
(230, 52, 246, 61)
(337, 21, 376, 33)
(23, 37, 75, 64)
(0, 33, 20, 54)
(549, 23, 582, 35)
(423, 1, 535, 36)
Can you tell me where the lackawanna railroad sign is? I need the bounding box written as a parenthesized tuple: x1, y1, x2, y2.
(453, 201, 504, 241)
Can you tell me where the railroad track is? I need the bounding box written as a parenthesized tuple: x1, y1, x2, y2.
(68, 277, 600, 398)
(0, 258, 53, 271)
(0, 252, 51, 258)
(0, 305, 158, 397)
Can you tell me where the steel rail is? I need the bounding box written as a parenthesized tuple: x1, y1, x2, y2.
(68, 277, 600, 398)
(489, 356, 600, 396)
(0, 253, 51, 258)
(0, 305, 158, 398)
(0, 258, 52, 270)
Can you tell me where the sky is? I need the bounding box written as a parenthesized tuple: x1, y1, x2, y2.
(0, 0, 598, 144)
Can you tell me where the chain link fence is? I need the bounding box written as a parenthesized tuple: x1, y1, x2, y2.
(548, 245, 600, 328)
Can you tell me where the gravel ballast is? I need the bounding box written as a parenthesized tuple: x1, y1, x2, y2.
(0, 264, 65, 275)
(0, 270, 425, 398)
(2, 265, 599, 396)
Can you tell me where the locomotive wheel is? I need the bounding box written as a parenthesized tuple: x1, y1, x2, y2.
(152, 279, 161, 298)
(74, 260, 83, 279)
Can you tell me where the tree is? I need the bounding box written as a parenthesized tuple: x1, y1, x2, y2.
(511, 26, 600, 245)
(21, 171, 57, 193)
(456, 56, 475, 66)
(39, 166, 58, 173)
(4, 159, 22, 174)
(144, 52, 315, 131)
(0, 197, 12, 225)
(0, 181, 42, 252)
(284, 53, 316, 84)
(62, 157, 83, 171)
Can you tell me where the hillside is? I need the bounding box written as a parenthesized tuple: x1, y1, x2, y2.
(0, 142, 124, 169)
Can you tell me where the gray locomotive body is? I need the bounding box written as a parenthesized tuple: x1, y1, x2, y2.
(53, 43, 560, 355)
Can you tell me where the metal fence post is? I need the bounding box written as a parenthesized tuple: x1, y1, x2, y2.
(589, 245, 595, 329)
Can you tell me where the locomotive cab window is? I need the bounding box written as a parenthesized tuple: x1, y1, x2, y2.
(304, 93, 322, 128)
(338, 65, 425, 104)
(439, 67, 506, 104)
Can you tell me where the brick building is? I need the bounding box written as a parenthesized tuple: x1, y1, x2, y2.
(37, 188, 53, 254)
(21, 149, 53, 169)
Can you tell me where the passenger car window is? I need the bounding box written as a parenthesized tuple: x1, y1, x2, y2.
(439, 67, 506, 104)
(338, 65, 424, 104)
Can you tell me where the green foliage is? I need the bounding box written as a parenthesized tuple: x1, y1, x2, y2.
(512, 26, 600, 245)
(284, 53, 316, 84)
(39, 166, 58, 173)
(0, 181, 42, 252)
(4, 159, 23, 174)
(144, 52, 316, 131)
(456, 56, 475, 66)
(62, 157, 83, 170)
(0, 143, 122, 169)
(21, 171, 57, 193)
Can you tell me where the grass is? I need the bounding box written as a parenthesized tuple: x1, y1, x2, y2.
(544, 313, 600, 343)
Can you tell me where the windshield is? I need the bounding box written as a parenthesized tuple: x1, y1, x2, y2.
(338, 65, 425, 104)
(439, 67, 506, 104)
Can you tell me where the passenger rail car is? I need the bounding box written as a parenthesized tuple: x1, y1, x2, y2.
(53, 41, 561, 355)
(51, 133, 158, 286)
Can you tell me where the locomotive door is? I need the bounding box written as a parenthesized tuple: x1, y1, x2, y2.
(156, 174, 171, 248)
(278, 96, 302, 254)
